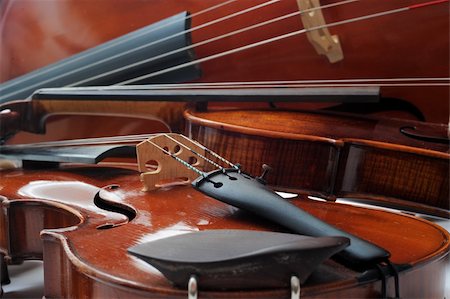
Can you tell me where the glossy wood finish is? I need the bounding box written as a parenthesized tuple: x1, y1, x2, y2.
(185, 109, 450, 217)
(0, 164, 448, 298)
(0, 0, 449, 297)
(1, 99, 186, 144)
(1, 0, 449, 123)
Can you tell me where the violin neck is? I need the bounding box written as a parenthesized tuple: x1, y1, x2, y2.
(0, 86, 379, 142)
(0, 99, 188, 141)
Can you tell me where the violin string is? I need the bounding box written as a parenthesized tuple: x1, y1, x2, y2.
(179, 134, 238, 169)
(67, 0, 359, 87)
(0, 0, 283, 101)
(163, 134, 225, 170)
(0, 0, 238, 91)
(146, 139, 208, 178)
(149, 134, 237, 177)
(117, 0, 449, 85)
(1, 133, 157, 149)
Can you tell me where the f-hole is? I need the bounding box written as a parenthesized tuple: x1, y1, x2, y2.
(94, 189, 137, 229)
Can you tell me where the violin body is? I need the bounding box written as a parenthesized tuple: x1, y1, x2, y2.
(1, 0, 449, 123)
(0, 163, 448, 298)
(185, 108, 450, 217)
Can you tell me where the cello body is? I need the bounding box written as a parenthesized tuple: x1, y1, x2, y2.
(1, 0, 449, 125)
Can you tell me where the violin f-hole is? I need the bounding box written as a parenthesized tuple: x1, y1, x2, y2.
(94, 186, 137, 229)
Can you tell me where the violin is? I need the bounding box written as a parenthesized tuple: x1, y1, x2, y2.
(185, 107, 450, 218)
(3, 85, 449, 296)
(0, 133, 449, 298)
(3, 85, 448, 216)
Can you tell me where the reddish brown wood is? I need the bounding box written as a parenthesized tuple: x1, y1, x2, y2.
(0, 0, 449, 296)
(1, 0, 449, 124)
(3, 99, 184, 145)
(0, 164, 448, 298)
(185, 108, 450, 217)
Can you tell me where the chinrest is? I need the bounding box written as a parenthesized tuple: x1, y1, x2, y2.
(128, 229, 349, 290)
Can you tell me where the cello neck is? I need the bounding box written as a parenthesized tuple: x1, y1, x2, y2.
(0, 11, 200, 105)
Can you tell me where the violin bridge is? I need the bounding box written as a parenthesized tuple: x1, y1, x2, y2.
(136, 133, 206, 191)
(297, 0, 344, 63)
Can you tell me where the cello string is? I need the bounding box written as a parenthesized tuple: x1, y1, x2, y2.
(0, 0, 239, 90)
(66, 0, 285, 87)
(0, 0, 284, 100)
(118, 0, 449, 85)
(67, 0, 359, 87)
(120, 77, 450, 89)
(61, 77, 448, 90)
(120, 83, 449, 88)
(6, 0, 444, 98)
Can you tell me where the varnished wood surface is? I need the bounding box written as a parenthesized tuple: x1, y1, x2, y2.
(185, 109, 449, 153)
(185, 109, 450, 216)
(1, 0, 449, 123)
(0, 0, 449, 297)
(0, 165, 448, 298)
(0, 98, 180, 145)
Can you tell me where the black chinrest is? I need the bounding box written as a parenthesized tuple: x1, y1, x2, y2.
(128, 229, 349, 290)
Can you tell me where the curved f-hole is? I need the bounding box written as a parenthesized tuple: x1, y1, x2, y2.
(400, 126, 449, 144)
(145, 160, 159, 172)
(94, 190, 137, 230)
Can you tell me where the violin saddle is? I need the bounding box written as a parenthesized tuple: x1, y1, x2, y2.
(128, 229, 349, 290)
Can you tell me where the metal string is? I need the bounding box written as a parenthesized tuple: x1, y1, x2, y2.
(179, 135, 239, 170)
(163, 134, 225, 171)
(50, 77, 449, 92)
(3, 0, 446, 101)
(68, 0, 358, 87)
(0, 0, 283, 101)
(146, 139, 208, 178)
(2, 133, 235, 178)
(120, 77, 450, 89)
(0, 133, 156, 149)
(0, 0, 238, 90)
(147, 134, 239, 181)
(116, 1, 449, 84)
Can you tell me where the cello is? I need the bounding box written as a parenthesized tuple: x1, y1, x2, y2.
(1, 0, 449, 132)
